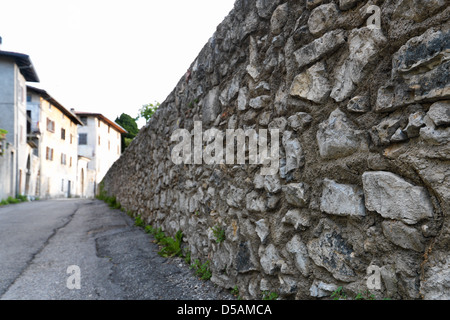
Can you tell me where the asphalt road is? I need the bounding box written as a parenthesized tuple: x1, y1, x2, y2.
(0, 199, 233, 300)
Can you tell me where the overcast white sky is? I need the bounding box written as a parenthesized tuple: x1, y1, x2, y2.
(0, 0, 236, 127)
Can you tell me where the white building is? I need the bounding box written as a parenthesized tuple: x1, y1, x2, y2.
(27, 86, 85, 199)
(74, 111, 127, 197)
(0, 45, 39, 200)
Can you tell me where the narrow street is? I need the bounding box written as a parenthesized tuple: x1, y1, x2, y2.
(0, 199, 232, 300)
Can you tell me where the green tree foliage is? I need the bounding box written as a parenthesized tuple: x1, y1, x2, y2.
(136, 102, 160, 123)
(115, 113, 139, 151)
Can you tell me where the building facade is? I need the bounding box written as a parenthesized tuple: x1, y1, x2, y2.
(27, 86, 85, 199)
(74, 111, 126, 197)
(0, 50, 39, 200)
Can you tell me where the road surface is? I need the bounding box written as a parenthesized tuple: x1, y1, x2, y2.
(0, 199, 232, 300)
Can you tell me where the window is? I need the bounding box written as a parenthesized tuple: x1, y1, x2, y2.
(27, 94, 32, 102)
(61, 128, 66, 140)
(61, 179, 64, 192)
(61, 153, 67, 165)
(46, 147, 54, 161)
(98, 119, 101, 128)
(108, 140, 110, 150)
(117, 145, 119, 155)
(70, 134, 73, 144)
(46, 118, 55, 132)
(108, 125, 110, 134)
(79, 133, 87, 145)
(80, 116, 88, 125)
(98, 136, 101, 146)
(70, 157, 72, 167)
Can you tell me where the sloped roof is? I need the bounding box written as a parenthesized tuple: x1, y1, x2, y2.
(0, 50, 39, 82)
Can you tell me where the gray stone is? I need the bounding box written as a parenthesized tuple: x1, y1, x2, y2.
(420, 256, 450, 300)
(310, 280, 338, 298)
(390, 128, 408, 142)
(259, 244, 283, 275)
(202, 87, 221, 125)
(286, 235, 310, 277)
(249, 95, 271, 109)
(268, 117, 288, 131)
(236, 241, 258, 273)
(294, 29, 347, 69)
(246, 64, 260, 81)
(419, 125, 450, 145)
(404, 111, 426, 138)
(308, 3, 339, 37)
(427, 101, 450, 127)
(226, 185, 246, 208)
(307, 228, 357, 282)
(256, 0, 281, 19)
(264, 174, 282, 193)
(237, 87, 249, 111)
(283, 183, 309, 207)
(316, 108, 362, 159)
(347, 95, 370, 113)
(282, 131, 305, 174)
(380, 265, 398, 297)
(282, 209, 311, 230)
(306, 0, 324, 10)
(339, 0, 361, 10)
(392, 0, 447, 22)
(255, 219, 270, 244)
(375, 85, 396, 113)
(370, 116, 403, 146)
(381, 220, 425, 252)
(290, 62, 331, 104)
(362, 171, 434, 224)
(287, 112, 313, 132)
(246, 190, 266, 212)
(320, 179, 366, 217)
(331, 27, 387, 102)
(270, 3, 289, 35)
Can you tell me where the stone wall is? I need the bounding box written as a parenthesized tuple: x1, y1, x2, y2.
(102, 0, 450, 299)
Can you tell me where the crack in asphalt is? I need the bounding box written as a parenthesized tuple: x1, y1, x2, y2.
(0, 203, 80, 299)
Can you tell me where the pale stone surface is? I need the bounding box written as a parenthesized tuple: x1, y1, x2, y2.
(259, 244, 283, 275)
(282, 131, 305, 174)
(381, 220, 425, 252)
(427, 101, 450, 127)
(290, 62, 331, 104)
(282, 183, 309, 207)
(286, 235, 310, 276)
(362, 171, 434, 224)
(347, 95, 369, 113)
(310, 280, 338, 298)
(320, 179, 365, 217)
(316, 108, 362, 159)
(270, 3, 289, 35)
(282, 209, 311, 230)
(287, 112, 313, 132)
(294, 29, 346, 69)
(308, 3, 339, 37)
(331, 27, 387, 102)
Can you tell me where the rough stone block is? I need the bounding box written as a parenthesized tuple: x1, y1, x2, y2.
(290, 61, 331, 104)
(381, 220, 425, 252)
(294, 29, 346, 69)
(282, 183, 309, 207)
(320, 179, 366, 217)
(316, 108, 362, 159)
(362, 171, 434, 224)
